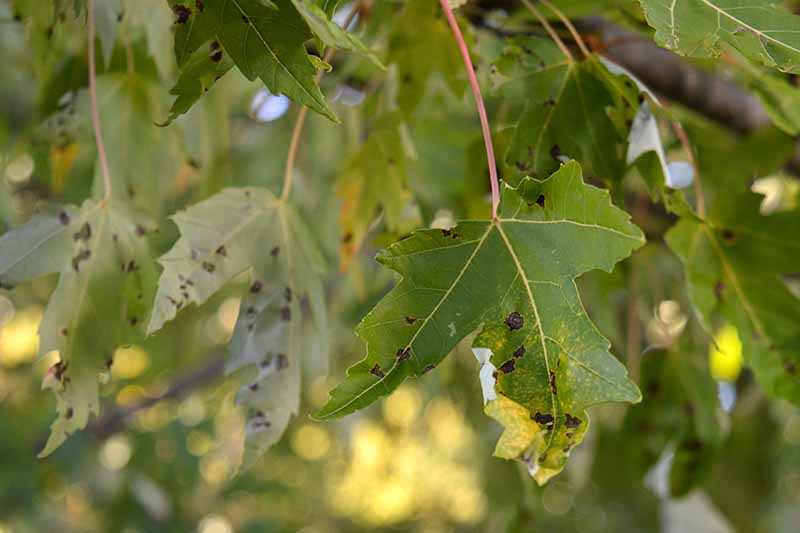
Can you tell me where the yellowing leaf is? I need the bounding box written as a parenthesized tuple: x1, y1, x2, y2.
(709, 324, 743, 382)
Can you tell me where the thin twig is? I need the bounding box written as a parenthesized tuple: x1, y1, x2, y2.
(539, 0, 591, 59)
(520, 0, 573, 62)
(439, 0, 501, 219)
(87, 0, 112, 205)
(280, 3, 363, 203)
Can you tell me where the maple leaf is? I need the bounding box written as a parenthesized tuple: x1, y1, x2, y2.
(147, 188, 327, 468)
(0, 202, 156, 456)
(316, 161, 643, 479)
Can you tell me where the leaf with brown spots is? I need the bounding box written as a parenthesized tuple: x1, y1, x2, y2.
(0, 201, 156, 456)
(148, 187, 328, 469)
(316, 162, 642, 483)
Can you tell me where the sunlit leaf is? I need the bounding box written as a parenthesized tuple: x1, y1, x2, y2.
(147, 188, 327, 467)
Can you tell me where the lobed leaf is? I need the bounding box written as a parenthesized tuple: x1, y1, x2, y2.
(317, 161, 643, 480)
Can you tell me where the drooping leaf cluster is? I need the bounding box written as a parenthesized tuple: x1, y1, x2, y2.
(0, 0, 799, 506)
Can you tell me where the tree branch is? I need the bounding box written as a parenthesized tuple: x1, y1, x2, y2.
(88, 353, 225, 440)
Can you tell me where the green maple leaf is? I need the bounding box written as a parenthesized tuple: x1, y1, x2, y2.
(289, 0, 384, 68)
(147, 188, 327, 468)
(666, 123, 800, 405)
(639, 0, 800, 73)
(0, 202, 156, 456)
(316, 161, 643, 479)
(165, 0, 337, 122)
(494, 36, 628, 181)
(623, 335, 722, 497)
(388, 0, 465, 115)
(337, 112, 412, 266)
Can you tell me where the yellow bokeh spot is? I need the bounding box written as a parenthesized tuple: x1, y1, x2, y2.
(291, 424, 331, 461)
(111, 345, 149, 380)
(187, 430, 214, 456)
(200, 453, 232, 485)
(99, 436, 132, 470)
(383, 384, 422, 428)
(709, 324, 743, 382)
(116, 385, 147, 407)
(0, 306, 42, 367)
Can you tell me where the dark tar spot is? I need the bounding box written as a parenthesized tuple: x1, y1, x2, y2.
(498, 359, 516, 374)
(550, 145, 562, 162)
(532, 412, 554, 425)
(441, 229, 452, 237)
(242, 15, 249, 23)
(71, 249, 91, 272)
(565, 413, 582, 428)
(504, 311, 524, 330)
(249, 383, 259, 391)
(536, 194, 545, 208)
(211, 50, 223, 62)
(370, 364, 385, 378)
(722, 229, 736, 244)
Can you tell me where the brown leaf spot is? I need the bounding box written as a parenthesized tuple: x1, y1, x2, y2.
(714, 280, 725, 300)
(215, 245, 227, 257)
(284, 287, 292, 302)
(172, 4, 191, 24)
(202, 261, 215, 273)
(250, 281, 263, 293)
(59, 327, 68, 337)
(536, 194, 545, 208)
(65, 407, 74, 420)
(276, 354, 288, 369)
(543, 99, 556, 107)
(249, 383, 259, 391)
(441, 229, 452, 237)
(73, 223, 91, 242)
(195, 0, 204, 12)
(550, 145, 562, 162)
(405, 316, 417, 324)
(549, 370, 557, 395)
(513, 345, 526, 358)
(135, 225, 146, 237)
(504, 311, 524, 330)
(270, 246, 280, 257)
(211, 50, 223, 62)
(784, 359, 797, 374)
(396, 347, 411, 361)
(280, 307, 291, 321)
(59, 211, 70, 225)
(565, 413, 582, 428)
(71, 249, 91, 272)
(422, 364, 435, 374)
(369, 364, 385, 378)
(241, 15, 249, 23)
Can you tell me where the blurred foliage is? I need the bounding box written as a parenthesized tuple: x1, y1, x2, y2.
(0, 0, 799, 532)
